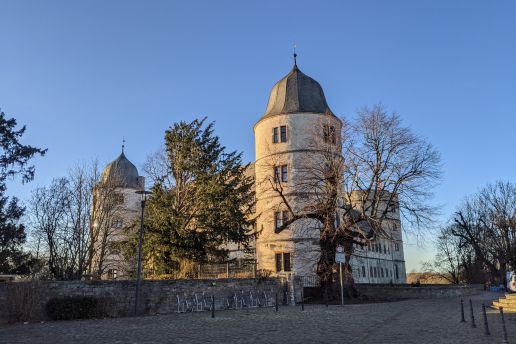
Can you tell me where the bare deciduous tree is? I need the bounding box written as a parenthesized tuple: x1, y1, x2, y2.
(28, 161, 125, 280)
(449, 181, 516, 285)
(258, 104, 441, 295)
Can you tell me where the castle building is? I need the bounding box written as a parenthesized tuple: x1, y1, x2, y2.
(94, 58, 406, 284)
(251, 58, 406, 283)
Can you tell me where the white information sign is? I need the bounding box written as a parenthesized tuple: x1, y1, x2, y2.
(335, 245, 345, 263)
(336, 245, 345, 305)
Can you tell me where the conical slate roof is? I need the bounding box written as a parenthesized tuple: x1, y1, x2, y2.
(101, 151, 140, 188)
(263, 64, 333, 118)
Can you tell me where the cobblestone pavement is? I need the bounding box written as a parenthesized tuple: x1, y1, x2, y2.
(1, 292, 514, 344)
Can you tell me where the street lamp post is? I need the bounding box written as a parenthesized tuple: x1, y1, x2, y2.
(134, 190, 151, 315)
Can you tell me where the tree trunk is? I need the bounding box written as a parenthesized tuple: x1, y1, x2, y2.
(317, 219, 337, 302)
(343, 237, 357, 298)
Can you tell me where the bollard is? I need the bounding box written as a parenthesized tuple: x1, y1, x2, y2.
(301, 288, 304, 311)
(460, 298, 466, 323)
(275, 292, 278, 312)
(481, 304, 490, 336)
(211, 296, 215, 318)
(500, 307, 508, 344)
(469, 299, 476, 328)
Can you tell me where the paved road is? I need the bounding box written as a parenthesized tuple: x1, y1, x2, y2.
(1, 292, 513, 343)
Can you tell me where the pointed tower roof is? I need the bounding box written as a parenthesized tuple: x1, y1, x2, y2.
(262, 59, 333, 118)
(101, 150, 140, 188)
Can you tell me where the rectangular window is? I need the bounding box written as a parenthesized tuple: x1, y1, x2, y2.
(275, 252, 291, 272)
(281, 165, 288, 182)
(395, 243, 400, 251)
(273, 127, 279, 143)
(112, 218, 123, 229)
(280, 125, 287, 142)
(323, 125, 336, 144)
(274, 166, 280, 182)
(362, 266, 366, 277)
(282, 211, 289, 229)
(274, 211, 281, 231)
(283, 252, 291, 272)
(373, 267, 377, 278)
(370, 266, 373, 277)
(381, 268, 384, 278)
(107, 269, 117, 280)
(275, 253, 282, 272)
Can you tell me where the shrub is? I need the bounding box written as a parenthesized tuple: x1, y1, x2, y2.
(3, 281, 43, 323)
(45, 296, 109, 320)
(256, 269, 272, 281)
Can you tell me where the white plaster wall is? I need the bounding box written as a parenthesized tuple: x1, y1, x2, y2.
(254, 112, 341, 276)
(94, 186, 142, 279)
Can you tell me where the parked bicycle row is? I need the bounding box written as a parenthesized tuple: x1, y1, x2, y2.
(176, 289, 277, 313)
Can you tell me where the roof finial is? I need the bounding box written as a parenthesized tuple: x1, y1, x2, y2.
(122, 139, 126, 153)
(293, 43, 297, 66)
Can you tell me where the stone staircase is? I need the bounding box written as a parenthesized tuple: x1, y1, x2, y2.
(492, 293, 516, 312)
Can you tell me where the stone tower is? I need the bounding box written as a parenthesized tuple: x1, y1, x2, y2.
(91, 149, 144, 280)
(254, 59, 342, 278)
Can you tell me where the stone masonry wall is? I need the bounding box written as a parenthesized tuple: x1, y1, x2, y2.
(292, 280, 480, 304)
(356, 284, 480, 300)
(0, 278, 282, 323)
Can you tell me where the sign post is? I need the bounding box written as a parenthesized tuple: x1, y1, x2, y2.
(336, 245, 345, 306)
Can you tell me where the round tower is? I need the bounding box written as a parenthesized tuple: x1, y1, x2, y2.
(92, 149, 144, 280)
(254, 60, 342, 278)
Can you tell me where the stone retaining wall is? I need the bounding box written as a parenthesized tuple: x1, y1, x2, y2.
(356, 284, 480, 300)
(295, 282, 480, 303)
(0, 278, 282, 323)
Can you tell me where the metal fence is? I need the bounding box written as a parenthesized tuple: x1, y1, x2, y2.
(296, 275, 321, 287)
(197, 260, 256, 279)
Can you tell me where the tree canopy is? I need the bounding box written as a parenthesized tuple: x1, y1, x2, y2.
(0, 111, 46, 274)
(138, 118, 255, 277)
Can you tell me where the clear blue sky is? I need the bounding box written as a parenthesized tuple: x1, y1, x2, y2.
(1, 0, 515, 271)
